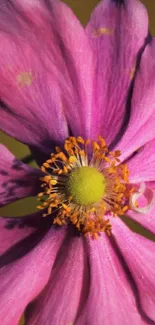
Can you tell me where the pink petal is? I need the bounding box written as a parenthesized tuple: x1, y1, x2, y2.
(26, 234, 88, 325)
(0, 145, 41, 206)
(76, 234, 146, 325)
(128, 139, 155, 183)
(112, 217, 155, 322)
(116, 39, 155, 161)
(86, 0, 148, 144)
(0, 226, 67, 325)
(0, 212, 41, 257)
(127, 182, 155, 231)
(0, 0, 94, 150)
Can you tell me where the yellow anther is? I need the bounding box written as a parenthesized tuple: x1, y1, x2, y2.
(98, 136, 106, 147)
(37, 205, 44, 210)
(92, 141, 100, 150)
(46, 189, 51, 195)
(38, 192, 44, 198)
(122, 205, 129, 212)
(69, 156, 76, 163)
(43, 163, 51, 168)
(85, 139, 90, 146)
(57, 152, 67, 162)
(102, 156, 110, 162)
(44, 176, 52, 182)
(62, 203, 69, 210)
(43, 202, 48, 207)
(77, 136, 85, 144)
(63, 166, 68, 174)
(79, 150, 85, 156)
(41, 166, 46, 172)
(108, 167, 116, 174)
(48, 207, 52, 215)
(50, 179, 57, 185)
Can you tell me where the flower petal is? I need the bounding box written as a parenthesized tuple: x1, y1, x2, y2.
(86, 0, 149, 144)
(0, 211, 54, 263)
(126, 194, 155, 235)
(0, 225, 67, 325)
(0, 212, 41, 257)
(75, 233, 148, 325)
(112, 217, 155, 322)
(0, 0, 94, 150)
(127, 182, 155, 231)
(25, 233, 88, 325)
(116, 39, 155, 161)
(0, 145, 41, 207)
(128, 139, 155, 183)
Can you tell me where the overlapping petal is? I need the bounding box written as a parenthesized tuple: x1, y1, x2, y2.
(86, 0, 149, 144)
(0, 213, 40, 257)
(26, 234, 88, 325)
(0, 224, 67, 325)
(125, 181, 155, 234)
(0, 145, 41, 207)
(0, 0, 94, 153)
(75, 233, 147, 325)
(126, 199, 155, 235)
(128, 139, 155, 183)
(112, 217, 155, 322)
(116, 38, 155, 161)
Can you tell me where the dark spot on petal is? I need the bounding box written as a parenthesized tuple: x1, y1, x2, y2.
(0, 170, 8, 176)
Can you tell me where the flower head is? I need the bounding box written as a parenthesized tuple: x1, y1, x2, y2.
(38, 136, 132, 237)
(0, 0, 155, 324)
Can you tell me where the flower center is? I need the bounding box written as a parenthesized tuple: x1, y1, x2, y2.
(66, 166, 106, 205)
(37, 136, 133, 238)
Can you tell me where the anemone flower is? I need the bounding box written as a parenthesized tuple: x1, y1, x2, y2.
(0, 0, 155, 324)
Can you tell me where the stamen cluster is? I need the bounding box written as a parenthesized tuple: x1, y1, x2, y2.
(37, 136, 132, 238)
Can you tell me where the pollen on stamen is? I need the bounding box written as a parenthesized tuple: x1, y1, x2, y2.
(37, 136, 133, 238)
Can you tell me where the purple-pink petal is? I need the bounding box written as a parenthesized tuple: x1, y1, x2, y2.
(0, 226, 67, 325)
(128, 139, 155, 183)
(0, 145, 41, 207)
(75, 233, 147, 325)
(112, 217, 155, 322)
(26, 234, 88, 325)
(86, 0, 149, 144)
(0, 213, 40, 257)
(0, 0, 95, 151)
(116, 39, 155, 162)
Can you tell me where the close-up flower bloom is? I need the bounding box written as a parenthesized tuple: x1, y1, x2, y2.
(0, 0, 155, 324)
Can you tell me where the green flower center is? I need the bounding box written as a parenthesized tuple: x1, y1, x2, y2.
(66, 166, 106, 205)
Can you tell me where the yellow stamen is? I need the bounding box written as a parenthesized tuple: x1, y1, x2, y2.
(37, 136, 133, 238)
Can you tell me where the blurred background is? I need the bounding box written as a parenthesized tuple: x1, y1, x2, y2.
(1, 1, 155, 323)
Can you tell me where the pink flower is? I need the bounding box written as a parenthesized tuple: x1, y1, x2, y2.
(0, 0, 155, 324)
